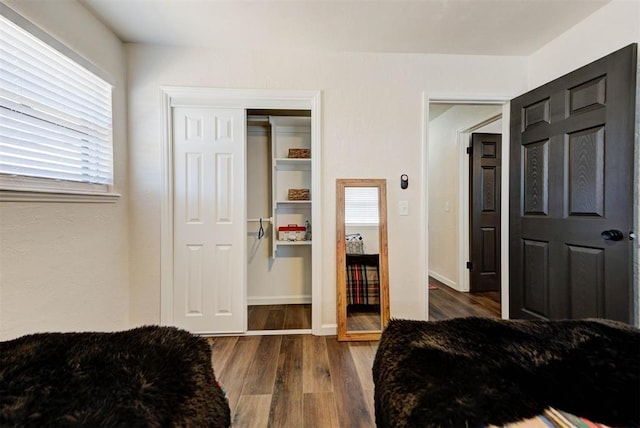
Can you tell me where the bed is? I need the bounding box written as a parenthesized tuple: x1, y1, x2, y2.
(373, 317, 640, 428)
(0, 326, 231, 427)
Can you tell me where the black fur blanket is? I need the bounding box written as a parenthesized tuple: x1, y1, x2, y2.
(373, 317, 640, 428)
(0, 326, 230, 427)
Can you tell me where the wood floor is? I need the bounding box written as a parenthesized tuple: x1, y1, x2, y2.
(346, 307, 381, 331)
(428, 277, 501, 320)
(248, 304, 311, 330)
(225, 282, 499, 427)
(208, 335, 378, 428)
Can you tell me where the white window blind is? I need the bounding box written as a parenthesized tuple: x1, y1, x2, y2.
(0, 12, 113, 189)
(345, 187, 379, 225)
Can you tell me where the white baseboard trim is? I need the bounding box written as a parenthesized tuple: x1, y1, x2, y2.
(245, 329, 312, 336)
(247, 295, 312, 305)
(320, 323, 337, 336)
(429, 271, 463, 291)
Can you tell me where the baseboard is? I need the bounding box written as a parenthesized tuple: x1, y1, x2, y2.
(320, 324, 337, 336)
(247, 295, 312, 306)
(245, 329, 312, 336)
(429, 271, 463, 291)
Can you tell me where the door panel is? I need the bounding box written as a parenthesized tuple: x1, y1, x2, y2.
(173, 107, 245, 334)
(523, 139, 549, 215)
(567, 245, 604, 319)
(568, 126, 604, 216)
(470, 133, 502, 292)
(522, 239, 549, 318)
(510, 44, 637, 323)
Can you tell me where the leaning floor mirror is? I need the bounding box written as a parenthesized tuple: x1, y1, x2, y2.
(336, 178, 390, 341)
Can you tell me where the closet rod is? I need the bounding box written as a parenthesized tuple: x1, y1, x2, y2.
(247, 217, 273, 223)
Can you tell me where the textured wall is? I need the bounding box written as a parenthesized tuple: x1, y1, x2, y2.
(125, 45, 528, 329)
(528, 0, 640, 89)
(0, 0, 129, 340)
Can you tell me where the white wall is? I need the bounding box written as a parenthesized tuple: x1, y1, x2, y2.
(476, 119, 502, 134)
(528, 0, 640, 89)
(126, 45, 528, 329)
(528, 0, 640, 325)
(427, 105, 502, 290)
(0, 1, 129, 340)
(345, 225, 380, 255)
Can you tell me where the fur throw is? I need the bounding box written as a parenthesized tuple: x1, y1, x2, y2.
(373, 317, 640, 428)
(0, 326, 230, 427)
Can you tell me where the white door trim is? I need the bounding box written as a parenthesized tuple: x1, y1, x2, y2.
(422, 94, 512, 320)
(160, 87, 323, 335)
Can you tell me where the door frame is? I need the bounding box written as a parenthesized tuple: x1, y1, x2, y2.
(423, 94, 511, 320)
(160, 87, 322, 335)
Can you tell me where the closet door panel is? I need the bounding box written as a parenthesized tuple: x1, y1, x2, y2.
(173, 107, 245, 334)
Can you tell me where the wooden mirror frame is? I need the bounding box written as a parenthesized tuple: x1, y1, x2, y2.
(336, 178, 390, 341)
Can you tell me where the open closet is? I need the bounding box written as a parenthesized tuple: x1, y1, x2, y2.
(162, 87, 320, 336)
(246, 110, 312, 332)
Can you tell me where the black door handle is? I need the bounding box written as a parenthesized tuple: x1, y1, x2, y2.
(601, 229, 624, 241)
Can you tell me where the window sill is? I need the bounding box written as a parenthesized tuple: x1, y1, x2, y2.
(0, 176, 120, 203)
(0, 189, 121, 203)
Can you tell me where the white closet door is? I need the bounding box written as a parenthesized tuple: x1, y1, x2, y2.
(173, 107, 245, 334)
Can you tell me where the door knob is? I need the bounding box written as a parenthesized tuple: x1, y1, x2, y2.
(601, 229, 624, 241)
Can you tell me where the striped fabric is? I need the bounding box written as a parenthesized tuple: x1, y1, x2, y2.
(491, 408, 612, 428)
(346, 254, 380, 305)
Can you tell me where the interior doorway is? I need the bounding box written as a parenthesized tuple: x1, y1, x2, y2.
(246, 109, 313, 333)
(426, 100, 507, 320)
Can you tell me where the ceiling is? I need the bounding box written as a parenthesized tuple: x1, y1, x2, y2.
(80, 0, 610, 55)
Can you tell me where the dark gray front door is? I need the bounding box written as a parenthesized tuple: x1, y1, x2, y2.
(470, 133, 501, 292)
(509, 43, 637, 323)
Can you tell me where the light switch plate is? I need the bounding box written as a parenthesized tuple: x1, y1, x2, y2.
(399, 200, 409, 216)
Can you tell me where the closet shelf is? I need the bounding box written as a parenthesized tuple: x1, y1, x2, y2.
(275, 158, 311, 165)
(270, 115, 312, 258)
(276, 240, 312, 246)
(275, 200, 312, 205)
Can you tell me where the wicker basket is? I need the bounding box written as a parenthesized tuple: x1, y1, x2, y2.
(288, 188, 310, 200)
(288, 148, 311, 159)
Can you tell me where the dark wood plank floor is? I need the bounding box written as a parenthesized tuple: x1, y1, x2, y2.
(248, 279, 499, 330)
(217, 280, 500, 427)
(208, 335, 378, 428)
(429, 276, 501, 320)
(347, 307, 381, 331)
(248, 304, 311, 330)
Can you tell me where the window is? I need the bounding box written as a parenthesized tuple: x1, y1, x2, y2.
(345, 187, 379, 225)
(0, 7, 114, 198)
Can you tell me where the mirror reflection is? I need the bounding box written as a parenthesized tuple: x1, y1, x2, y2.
(345, 187, 381, 331)
(337, 179, 389, 341)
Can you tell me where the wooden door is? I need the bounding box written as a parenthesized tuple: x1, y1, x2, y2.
(469, 133, 501, 292)
(173, 107, 246, 334)
(509, 44, 637, 323)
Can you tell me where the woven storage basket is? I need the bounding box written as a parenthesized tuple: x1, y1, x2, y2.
(288, 188, 310, 200)
(288, 148, 311, 158)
